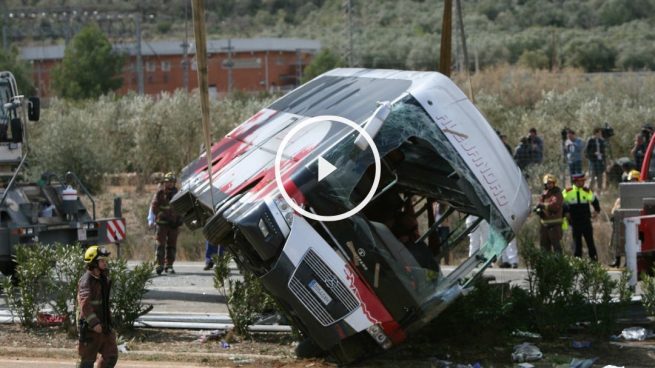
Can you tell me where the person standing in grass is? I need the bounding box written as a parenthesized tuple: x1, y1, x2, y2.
(585, 127, 607, 192)
(564, 129, 585, 180)
(151, 172, 182, 275)
(528, 127, 544, 164)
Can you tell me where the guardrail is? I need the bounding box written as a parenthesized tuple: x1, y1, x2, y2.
(0, 309, 292, 332)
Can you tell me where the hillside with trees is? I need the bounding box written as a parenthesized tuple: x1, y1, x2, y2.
(3, 0, 655, 73)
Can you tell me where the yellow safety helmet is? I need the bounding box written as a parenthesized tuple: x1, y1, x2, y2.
(542, 174, 557, 185)
(84, 245, 111, 264)
(628, 170, 641, 182)
(163, 172, 177, 182)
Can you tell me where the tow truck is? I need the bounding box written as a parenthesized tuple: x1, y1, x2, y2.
(0, 71, 126, 277)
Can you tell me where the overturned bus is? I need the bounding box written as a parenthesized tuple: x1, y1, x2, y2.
(171, 69, 531, 362)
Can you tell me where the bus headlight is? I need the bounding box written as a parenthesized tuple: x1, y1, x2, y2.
(273, 196, 294, 226)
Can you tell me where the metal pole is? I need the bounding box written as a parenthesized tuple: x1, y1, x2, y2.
(181, 1, 190, 91)
(135, 12, 144, 95)
(624, 217, 640, 288)
(455, 0, 474, 102)
(227, 38, 233, 93)
(296, 48, 302, 85)
(347, 0, 353, 67)
(191, 0, 216, 214)
(264, 50, 269, 91)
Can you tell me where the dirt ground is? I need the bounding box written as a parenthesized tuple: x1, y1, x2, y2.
(1, 324, 655, 367)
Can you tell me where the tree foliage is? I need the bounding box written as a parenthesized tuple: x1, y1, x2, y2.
(28, 90, 276, 192)
(301, 48, 343, 83)
(7, 0, 655, 72)
(0, 47, 34, 95)
(51, 24, 124, 100)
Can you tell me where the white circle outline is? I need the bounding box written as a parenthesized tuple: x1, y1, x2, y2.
(274, 115, 381, 222)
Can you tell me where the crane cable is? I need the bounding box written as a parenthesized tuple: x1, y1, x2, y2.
(191, 0, 216, 214)
(455, 0, 475, 103)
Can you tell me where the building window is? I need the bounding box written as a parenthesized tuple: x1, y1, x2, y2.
(276, 56, 286, 65)
(146, 61, 156, 72)
(222, 58, 262, 69)
(161, 61, 171, 72)
(191, 60, 197, 71)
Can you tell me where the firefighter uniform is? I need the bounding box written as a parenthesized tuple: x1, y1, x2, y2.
(77, 246, 117, 368)
(151, 172, 182, 274)
(538, 180, 564, 253)
(562, 175, 601, 260)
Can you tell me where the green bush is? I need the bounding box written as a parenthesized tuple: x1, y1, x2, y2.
(640, 270, 655, 317)
(524, 248, 584, 337)
(523, 247, 631, 337)
(107, 259, 155, 333)
(50, 245, 86, 334)
(213, 253, 277, 337)
(0, 244, 59, 328)
(1, 244, 154, 334)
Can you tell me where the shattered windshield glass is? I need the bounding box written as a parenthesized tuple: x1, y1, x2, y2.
(304, 94, 511, 311)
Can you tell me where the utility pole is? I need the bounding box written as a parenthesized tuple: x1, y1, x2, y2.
(181, 1, 190, 91)
(134, 12, 144, 95)
(296, 49, 303, 85)
(439, 0, 452, 76)
(455, 0, 474, 102)
(221, 39, 234, 94)
(346, 0, 353, 67)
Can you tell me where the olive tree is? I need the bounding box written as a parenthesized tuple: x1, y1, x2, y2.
(52, 24, 125, 100)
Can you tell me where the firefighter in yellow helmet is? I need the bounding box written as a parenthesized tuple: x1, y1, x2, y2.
(151, 172, 182, 275)
(534, 174, 564, 253)
(76, 246, 118, 368)
(627, 169, 641, 182)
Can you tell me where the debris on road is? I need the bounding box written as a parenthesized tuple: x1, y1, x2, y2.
(572, 340, 592, 349)
(36, 312, 66, 327)
(512, 330, 542, 339)
(618, 327, 653, 341)
(569, 357, 597, 368)
(512, 342, 543, 362)
(196, 330, 223, 343)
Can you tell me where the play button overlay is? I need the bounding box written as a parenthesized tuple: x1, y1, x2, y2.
(274, 115, 381, 222)
(317, 156, 337, 182)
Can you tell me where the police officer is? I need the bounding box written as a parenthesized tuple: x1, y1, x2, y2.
(151, 172, 182, 275)
(563, 173, 601, 260)
(77, 245, 117, 368)
(536, 174, 564, 253)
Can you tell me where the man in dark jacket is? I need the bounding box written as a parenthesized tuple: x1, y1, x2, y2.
(563, 173, 601, 260)
(151, 172, 182, 275)
(77, 245, 117, 368)
(585, 127, 607, 192)
(514, 136, 533, 171)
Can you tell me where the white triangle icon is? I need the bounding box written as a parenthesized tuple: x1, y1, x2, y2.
(318, 156, 337, 182)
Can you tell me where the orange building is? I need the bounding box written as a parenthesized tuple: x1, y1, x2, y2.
(20, 37, 320, 98)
